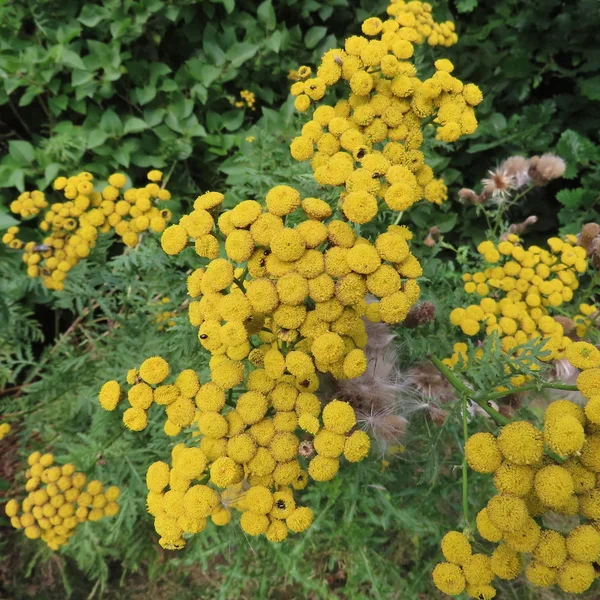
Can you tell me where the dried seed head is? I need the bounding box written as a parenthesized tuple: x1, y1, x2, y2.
(579, 223, 600, 251)
(298, 441, 314, 457)
(481, 167, 517, 202)
(502, 155, 530, 188)
(403, 301, 436, 329)
(458, 188, 483, 204)
(502, 215, 538, 239)
(529, 153, 566, 184)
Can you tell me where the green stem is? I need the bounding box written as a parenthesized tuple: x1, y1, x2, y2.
(479, 382, 579, 404)
(461, 394, 469, 526)
(429, 354, 509, 426)
(393, 211, 404, 225)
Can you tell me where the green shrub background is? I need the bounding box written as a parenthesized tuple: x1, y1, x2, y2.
(0, 0, 599, 598)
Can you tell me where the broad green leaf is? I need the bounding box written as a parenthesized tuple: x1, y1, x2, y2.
(556, 188, 596, 208)
(226, 42, 259, 68)
(220, 0, 235, 14)
(304, 26, 327, 49)
(143, 107, 166, 127)
(556, 129, 598, 178)
(0, 211, 19, 230)
(18, 86, 42, 107)
(456, 0, 478, 12)
(123, 116, 148, 135)
(99, 109, 123, 136)
(72, 69, 94, 87)
(43, 163, 62, 188)
(87, 129, 108, 149)
(79, 4, 108, 27)
(135, 85, 157, 105)
(265, 30, 282, 53)
(187, 60, 221, 87)
(579, 76, 600, 101)
(60, 49, 86, 70)
(9, 140, 35, 165)
(257, 0, 276, 30)
(221, 110, 245, 132)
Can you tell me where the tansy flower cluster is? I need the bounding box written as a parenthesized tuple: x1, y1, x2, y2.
(1, 169, 171, 291)
(288, 2, 482, 223)
(8, 190, 48, 218)
(152, 297, 177, 331)
(449, 234, 588, 362)
(573, 303, 599, 339)
(5, 452, 120, 551)
(434, 343, 600, 597)
(162, 189, 423, 370)
(99, 354, 370, 547)
(235, 89, 256, 110)
(0, 422, 11, 440)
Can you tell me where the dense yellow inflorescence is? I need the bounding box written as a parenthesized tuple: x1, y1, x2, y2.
(100, 357, 370, 547)
(96, 0, 480, 550)
(0, 422, 11, 440)
(446, 234, 588, 365)
(288, 1, 481, 221)
(1, 170, 171, 291)
(434, 341, 600, 597)
(5, 452, 120, 550)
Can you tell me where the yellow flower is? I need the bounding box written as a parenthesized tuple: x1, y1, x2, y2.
(486, 494, 528, 533)
(497, 421, 543, 466)
(440, 531, 472, 565)
(236, 391, 268, 425)
(577, 368, 600, 399)
(462, 553, 494, 586)
(543, 414, 585, 457)
(139, 356, 170, 385)
(285, 506, 313, 532)
(493, 462, 533, 496)
(322, 399, 356, 434)
(566, 341, 600, 369)
(475, 508, 503, 542)
(432, 562, 465, 596)
(534, 530, 567, 568)
(98, 380, 121, 411)
(308, 455, 339, 481)
(525, 562, 557, 587)
(557, 560, 595, 593)
(123, 407, 148, 431)
(464, 433, 502, 474)
(161, 224, 189, 255)
(534, 465, 574, 509)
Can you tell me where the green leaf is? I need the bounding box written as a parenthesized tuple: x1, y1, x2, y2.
(9, 140, 35, 165)
(220, 0, 235, 13)
(99, 109, 123, 136)
(0, 211, 19, 230)
(87, 129, 109, 149)
(304, 26, 327, 49)
(226, 42, 259, 68)
(257, 0, 276, 30)
(135, 85, 157, 105)
(60, 49, 86, 70)
(72, 69, 95, 87)
(556, 129, 599, 179)
(79, 4, 108, 27)
(187, 60, 221, 87)
(579, 76, 600, 101)
(123, 116, 148, 135)
(265, 30, 282, 53)
(18, 86, 42, 107)
(456, 0, 478, 12)
(143, 107, 166, 128)
(221, 110, 245, 132)
(556, 188, 596, 208)
(43, 163, 62, 188)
